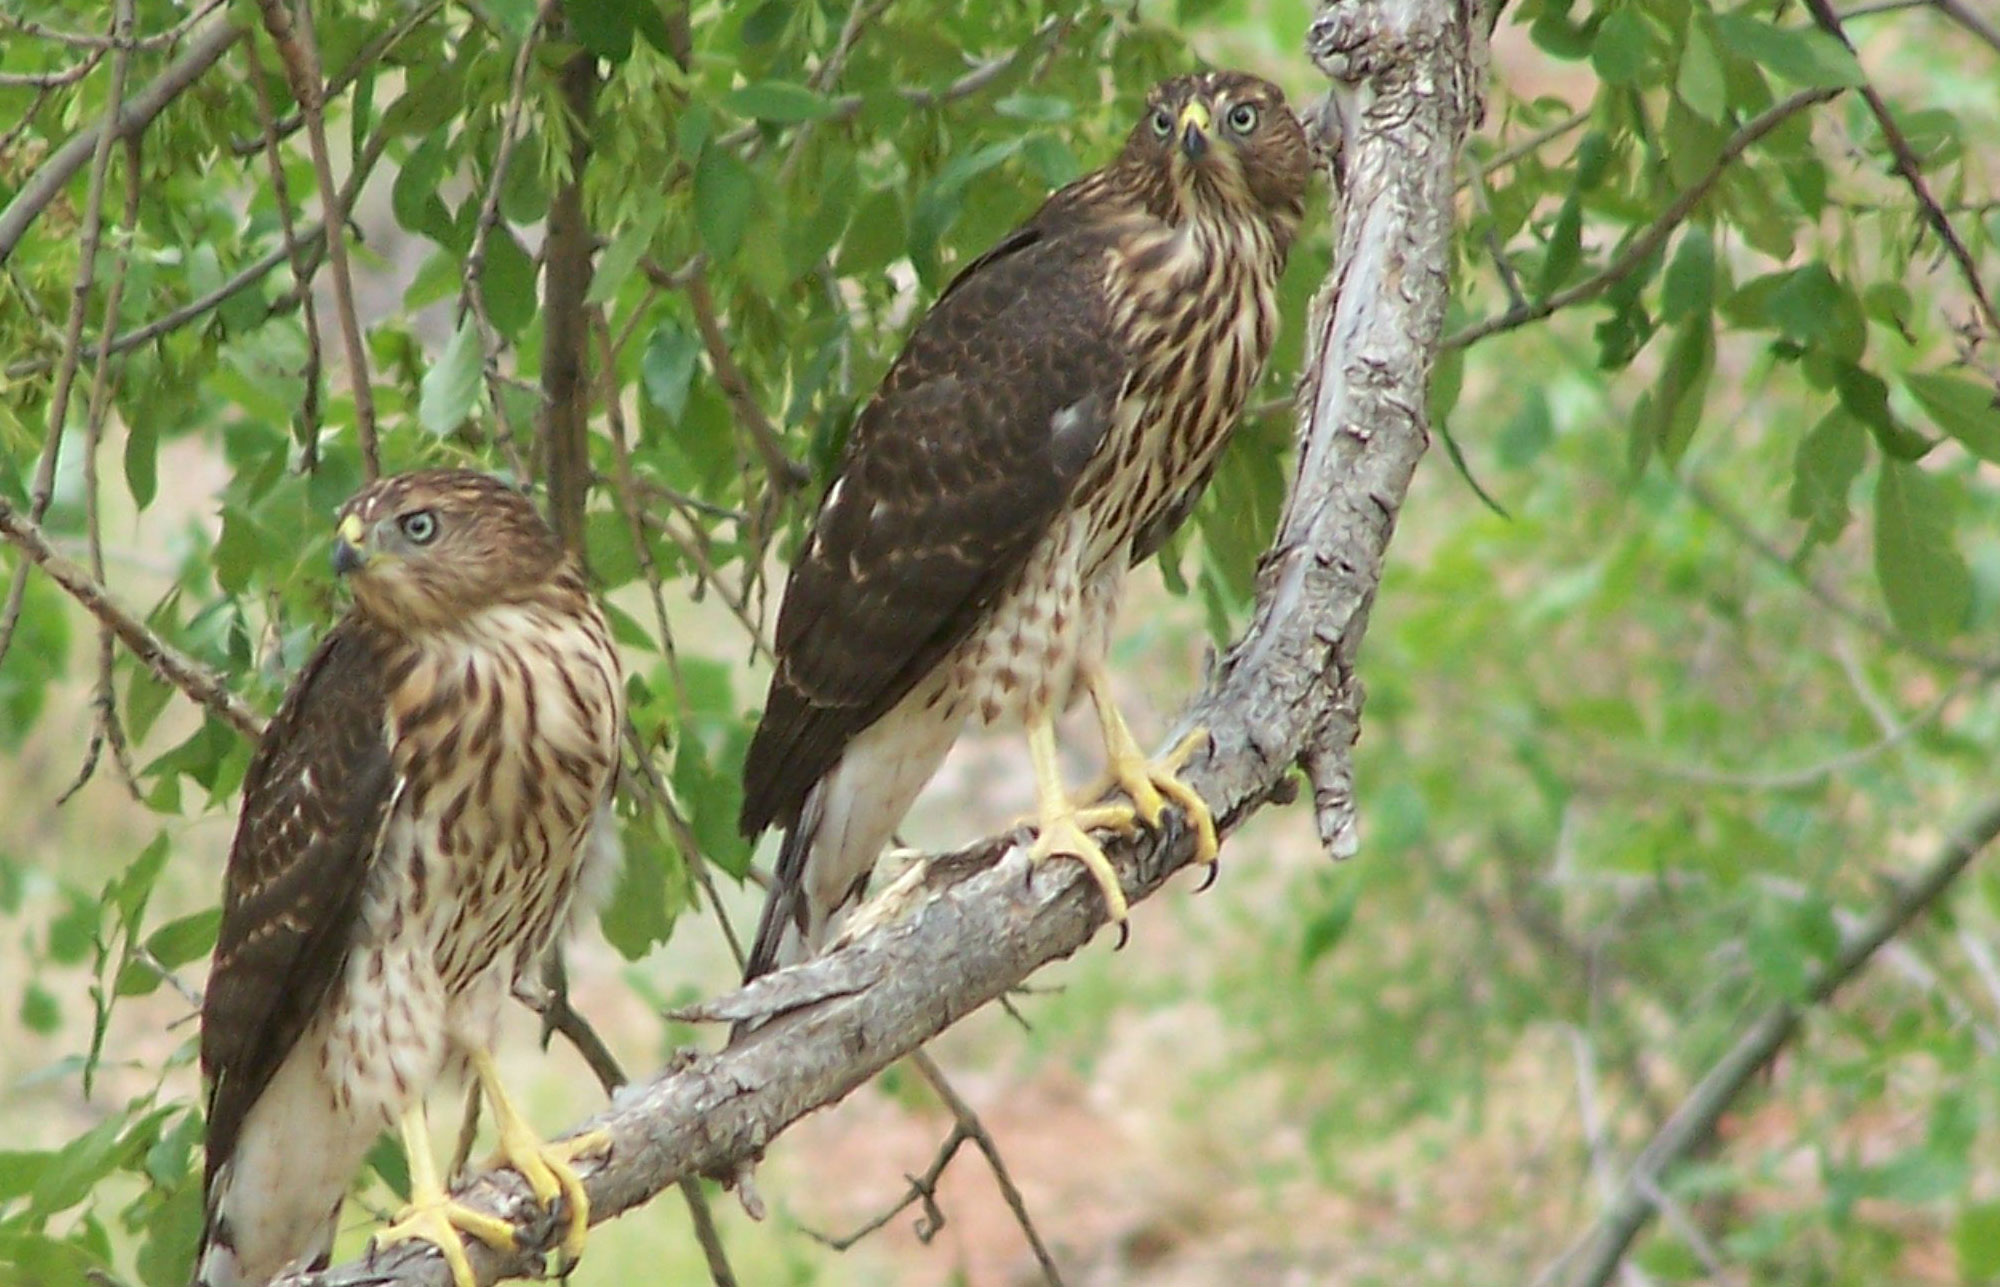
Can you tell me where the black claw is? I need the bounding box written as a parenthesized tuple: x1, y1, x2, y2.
(1194, 861, 1221, 893)
(1112, 919, 1131, 950)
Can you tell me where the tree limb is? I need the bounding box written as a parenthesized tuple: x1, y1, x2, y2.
(0, 17, 243, 265)
(1548, 796, 2000, 1287)
(274, 3, 1486, 1281)
(1444, 88, 1839, 351)
(538, 37, 602, 553)
(1802, 0, 2000, 337)
(0, 496, 263, 740)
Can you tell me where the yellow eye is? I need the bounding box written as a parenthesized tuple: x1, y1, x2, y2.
(1227, 103, 1259, 135)
(1150, 107, 1173, 138)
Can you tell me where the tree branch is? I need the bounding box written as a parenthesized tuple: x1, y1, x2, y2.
(1444, 88, 1840, 351)
(1547, 796, 2000, 1287)
(538, 38, 602, 554)
(0, 496, 263, 740)
(1802, 0, 2000, 337)
(0, 17, 243, 265)
(254, 0, 379, 477)
(274, 2, 1486, 1281)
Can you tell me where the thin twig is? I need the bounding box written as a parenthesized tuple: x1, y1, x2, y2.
(1457, 106, 1589, 192)
(0, 18, 243, 265)
(617, 719, 749, 973)
(245, 34, 325, 471)
(226, 2, 445, 156)
(520, 958, 742, 1287)
(5, 118, 396, 383)
(1445, 89, 1840, 351)
(639, 508, 777, 664)
(1802, 0, 2000, 336)
(684, 266, 809, 491)
(0, 0, 135, 670)
(596, 314, 684, 695)
(0, 496, 263, 739)
(460, 0, 549, 485)
(254, 0, 378, 478)
(0, 53, 105, 88)
(1548, 797, 2000, 1287)
(1932, 0, 2000, 61)
(1679, 473, 2000, 674)
(63, 87, 147, 806)
(0, 0, 227, 52)
(908, 1052, 1065, 1285)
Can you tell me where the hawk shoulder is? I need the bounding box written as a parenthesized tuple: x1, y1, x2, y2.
(200, 618, 398, 1187)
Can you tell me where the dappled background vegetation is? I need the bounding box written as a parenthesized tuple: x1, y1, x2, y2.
(2, 0, 1999, 1282)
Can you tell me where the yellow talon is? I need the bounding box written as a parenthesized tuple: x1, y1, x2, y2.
(1085, 666, 1221, 873)
(373, 1103, 515, 1287)
(1026, 716, 1132, 924)
(472, 1050, 605, 1271)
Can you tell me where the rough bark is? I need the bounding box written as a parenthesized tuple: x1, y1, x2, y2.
(278, 5, 1488, 1283)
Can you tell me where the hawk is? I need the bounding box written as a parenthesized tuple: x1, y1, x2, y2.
(193, 470, 624, 1287)
(738, 71, 1312, 980)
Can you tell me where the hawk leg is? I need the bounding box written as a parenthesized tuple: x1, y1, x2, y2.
(471, 1048, 608, 1272)
(1025, 713, 1141, 924)
(1084, 664, 1220, 873)
(373, 1101, 519, 1287)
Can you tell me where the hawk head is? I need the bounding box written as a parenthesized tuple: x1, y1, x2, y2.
(1120, 71, 1313, 228)
(332, 468, 565, 630)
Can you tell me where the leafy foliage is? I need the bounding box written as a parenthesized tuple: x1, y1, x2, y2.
(0, 0, 1997, 1282)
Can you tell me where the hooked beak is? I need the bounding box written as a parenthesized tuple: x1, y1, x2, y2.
(1178, 101, 1211, 163)
(331, 513, 369, 577)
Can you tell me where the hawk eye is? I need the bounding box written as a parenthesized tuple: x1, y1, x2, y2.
(1149, 107, 1173, 138)
(399, 510, 439, 544)
(1227, 102, 1260, 134)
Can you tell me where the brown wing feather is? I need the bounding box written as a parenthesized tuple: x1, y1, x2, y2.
(740, 215, 1130, 837)
(200, 618, 396, 1190)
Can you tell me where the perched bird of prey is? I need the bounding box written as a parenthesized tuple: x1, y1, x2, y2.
(194, 470, 624, 1287)
(738, 70, 1312, 980)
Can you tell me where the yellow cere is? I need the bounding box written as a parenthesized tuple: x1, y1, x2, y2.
(1178, 100, 1212, 133)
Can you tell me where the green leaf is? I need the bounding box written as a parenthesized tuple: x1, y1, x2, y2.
(693, 146, 756, 262)
(598, 814, 684, 959)
(1660, 226, 1713, 323)
(570, 0, 638, 61)
(1299, 867, 1361, 969)
(144, 908, 221, 969)
(1834, 362, 1932, 459)
(1591, 8, 1652, 85)
(20, 981, 59, 1034)
(1636, 316, 1714, 468)
(1874, 460, 1969, 643)
(418, 316, 482, 438)
(478, 226, 537, 339)
(1788, 408, 1866, 544)
(1538, 194, 1583, 295)
(125, 413, 159, 510)
(1903, 371, 2000, 463)
(1712, 14, 1864, 89)
(214, 506, 271, 595)
(1958, 1201, 2000, 1278)
(1676, 17, 1727, 122)
(641, 321, 701, 425)
(725, 80, 839, 123)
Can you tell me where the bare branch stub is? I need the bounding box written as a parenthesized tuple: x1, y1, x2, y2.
(277, 5, 1489, 1282)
